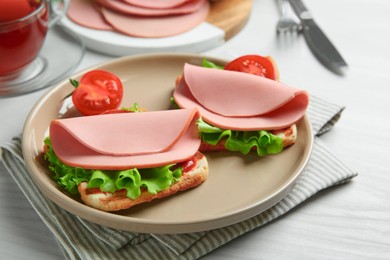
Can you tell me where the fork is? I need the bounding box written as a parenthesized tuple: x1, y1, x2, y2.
(276, 0, 302, 33)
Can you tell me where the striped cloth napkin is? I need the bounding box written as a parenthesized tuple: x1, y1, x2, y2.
(0, 95, 357, 259)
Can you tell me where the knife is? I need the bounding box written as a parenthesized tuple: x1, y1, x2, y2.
(288, 0, 348, 75)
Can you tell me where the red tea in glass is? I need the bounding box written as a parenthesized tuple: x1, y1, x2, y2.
(0, 0, 49, 77)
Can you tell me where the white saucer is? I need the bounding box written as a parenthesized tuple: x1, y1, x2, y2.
(60, 16, 225, 57)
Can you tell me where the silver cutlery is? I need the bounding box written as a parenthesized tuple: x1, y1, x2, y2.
(276, 0, 302, 33)
(288, 0, 348, 75)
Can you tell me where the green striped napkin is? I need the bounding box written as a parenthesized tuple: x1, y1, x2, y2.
(0, 95, 357, 259)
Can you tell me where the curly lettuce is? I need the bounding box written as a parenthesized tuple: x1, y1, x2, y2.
(43, 138, 182, 198)
(201, 58, 224, 69)
(197, 118, 283, 156)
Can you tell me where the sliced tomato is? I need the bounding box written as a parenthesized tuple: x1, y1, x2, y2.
(224, 55, 279, 80)
(179, 157, 196, 173)
(71, 70, 123, 116)
(170, 156, 196, 173)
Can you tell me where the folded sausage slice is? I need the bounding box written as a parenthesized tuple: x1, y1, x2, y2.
(173, 64, 309, 131)
(50, 109, 201, 170)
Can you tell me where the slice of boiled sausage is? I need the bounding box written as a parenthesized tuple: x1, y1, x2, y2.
(101, 0, 209, 38)
(121, 0, 193, 9)
(96, 0, 205, 16)
(67, 0, 113, 31)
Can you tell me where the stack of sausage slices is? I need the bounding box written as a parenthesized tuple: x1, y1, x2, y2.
(67, 0, 210, 38)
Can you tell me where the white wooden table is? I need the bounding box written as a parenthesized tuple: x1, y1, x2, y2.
(1, 1, 389, 259)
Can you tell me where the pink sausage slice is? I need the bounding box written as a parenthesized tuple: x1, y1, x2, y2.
(121, 0, 192, 9)
(96, 0, 205, 16)
(67, 0, 113, 31)
(173, 64, 309, 131)
(101, 0, 209, 38)
(50, 109, 201, 170)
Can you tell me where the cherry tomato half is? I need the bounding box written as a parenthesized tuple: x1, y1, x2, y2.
(224, 55, 279, 80)
(72, 70, 123, 116)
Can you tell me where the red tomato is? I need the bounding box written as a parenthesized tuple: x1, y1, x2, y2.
(224, 55, 279, 80)
(72, 70, 123, 116)
(180, 157, 196, 173)
(171, 156, 196, 173)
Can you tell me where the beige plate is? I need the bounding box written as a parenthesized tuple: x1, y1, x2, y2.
(22, 53, 313, 234)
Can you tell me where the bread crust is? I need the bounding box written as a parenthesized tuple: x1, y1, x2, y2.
(270, 124, 297, 148)
(78, 152, 208, 212)
(199, 124, 297, 152)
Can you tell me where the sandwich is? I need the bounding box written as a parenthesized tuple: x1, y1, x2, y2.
(44, 108, 208, 212)
(172, 60, 310, 156)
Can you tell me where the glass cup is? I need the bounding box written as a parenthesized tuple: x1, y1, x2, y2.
(0, 0, 68, 81)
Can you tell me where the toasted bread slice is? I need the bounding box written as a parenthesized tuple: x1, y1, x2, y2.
(199, 124, 297, 152)
(78, 152, 208, 212)
(270, 124, 297, 148)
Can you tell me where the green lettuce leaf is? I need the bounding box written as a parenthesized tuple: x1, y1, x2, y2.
(43, 137, 182, 199)
(121, 102, 142, 112)
(196, 118, 283, 156)
(44, 138, 91, 195)
(201, 58, 224, 69)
